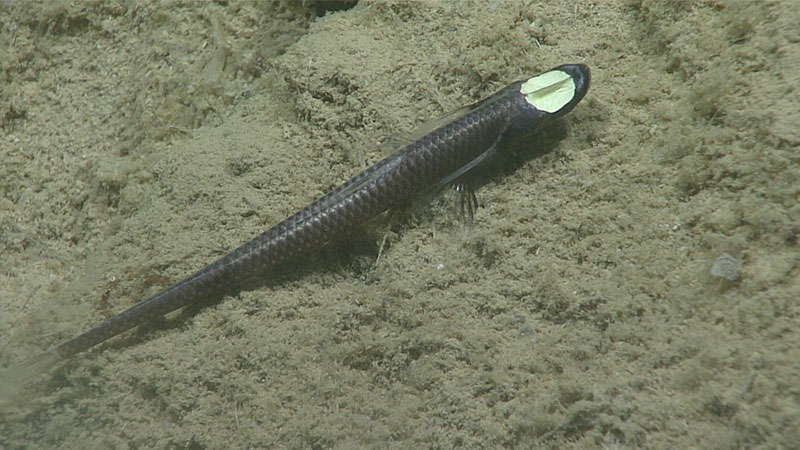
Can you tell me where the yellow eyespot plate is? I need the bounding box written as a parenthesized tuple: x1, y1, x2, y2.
(520, 70, 576, 113)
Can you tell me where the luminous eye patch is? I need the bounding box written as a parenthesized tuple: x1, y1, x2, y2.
(520, 69, 576, 113)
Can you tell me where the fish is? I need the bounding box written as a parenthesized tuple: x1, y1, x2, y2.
(2, 63, 590, 386)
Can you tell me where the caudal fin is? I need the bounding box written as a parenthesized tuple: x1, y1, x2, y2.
(0, 350, 61, 401)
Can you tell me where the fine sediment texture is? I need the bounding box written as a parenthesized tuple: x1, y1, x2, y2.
(1, 1, 798, 448)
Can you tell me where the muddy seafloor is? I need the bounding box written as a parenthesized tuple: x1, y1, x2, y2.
(1, 1, 798, 448)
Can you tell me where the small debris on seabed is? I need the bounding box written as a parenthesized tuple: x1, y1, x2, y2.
(711, 253, 740, 281)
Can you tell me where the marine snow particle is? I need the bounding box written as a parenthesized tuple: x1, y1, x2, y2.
(711, 253, 740, 281)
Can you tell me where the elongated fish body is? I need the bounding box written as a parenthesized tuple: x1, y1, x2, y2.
(34, 64, 590, 364)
